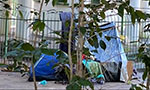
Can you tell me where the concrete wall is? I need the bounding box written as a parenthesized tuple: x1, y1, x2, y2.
(130, 0, 150, 13)
(16, 0, 71, 12)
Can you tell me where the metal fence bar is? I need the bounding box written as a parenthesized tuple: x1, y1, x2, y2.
(4, 17, 8, 63)
(0, 12, 149, 70)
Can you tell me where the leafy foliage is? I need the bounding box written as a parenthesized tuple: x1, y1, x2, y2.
(45, 0, 50, 5)
(66, 76, 94, 90)
(2, 0, 150, 90)
(18, 10, 24, 19)
(130, 84, 142, 90)
(32, 20, 45, 31)
(21, 43, 35, 51)
(4, 39, 58, 72)
(134, 34, 150, 90)
(5, 10, 9, 18)
(99, 40, 106, 50)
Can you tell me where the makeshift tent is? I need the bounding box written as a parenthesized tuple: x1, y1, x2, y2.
(59, 12, 75, 53)
(84, 22, 128, 82)
(28, 54, 67, 81)
(59, 12, 72, 53)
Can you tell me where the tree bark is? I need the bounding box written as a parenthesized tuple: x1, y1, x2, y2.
(147, 71, 150, 90)
(31, 56, 37, 90)
(76, 0, 84, 77)
(32, 0, 44, 90)
(68, 0, 75, 82)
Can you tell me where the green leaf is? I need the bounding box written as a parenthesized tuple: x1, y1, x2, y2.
(34, 12, 38, 16)
(79, 11, 85, 15)
(118, 4, 125, 17)
(51, 63, 59, 69)
(80, 27, 86, 35)
(39, 22, 45, 31)
(45, 0, 50, 5)
(74, 3, 79, 7)
(135, 10, 146, 20)
(6, 50, 18, 57)
(64, 66, 70, 81)
(18, 10, 24, 19)
(126, 0, 130, 5)
(83, 48, 91, 56)
(99, 40, 106, 50)
(0, 63, 8, 68)
(101, 0, 106, 4)
(100, 11, 105, 19)
(41, 48, 57, 55)
(74, 19, 78, 23)
(32, 20, 41, 31)
(66, 83, 81, 90)
(71, 76, 80, 82)
(105, 36, 111, 41)
(32, 21, 45, 31)
(64, 0, 67, 4)
(91, 50, 98, 53)
(88, 38, 94, 46)
(3, 3, 11, 10)
(130, 84, 137, 90)
(21, 43, 35, 51)
(65, 20, 70, 27)
(56, 50, 68, 63)
(99, 32, 102, 37)
(129, 6, 135, 24)
(78, 78, 94, 90)
(135, 87, 142, 90)
(52, 0, 58, 6)
(5, 10, 9, 18)
(53, 31, 61, 36)
(142, 70, 147, 80)
(138, 46, 144, 53)
(93, 36, 99, 48)
(93, 15, 99, 22)
(139, 84, 147, 88)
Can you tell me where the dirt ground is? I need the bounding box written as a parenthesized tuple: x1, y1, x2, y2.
(0, 71, 133, 90)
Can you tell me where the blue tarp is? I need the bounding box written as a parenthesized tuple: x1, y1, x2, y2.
(29, 54, 58, 81)
(84, 22, 128, 82)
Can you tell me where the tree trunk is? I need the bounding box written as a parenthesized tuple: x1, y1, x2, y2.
(32, 0, 44, 90)
(76, 0, 84, 77)
(31, 56, 37, 90)
(147, 71, 150, 90)
(68, 0, 75, 82)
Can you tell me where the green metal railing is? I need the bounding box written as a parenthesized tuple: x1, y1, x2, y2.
(0, 12, 149, 69)
(0, 11, 62, 60)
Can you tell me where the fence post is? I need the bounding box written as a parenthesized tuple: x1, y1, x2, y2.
(42, 12, 45, 41)
(121, 16, 124, 35)
(4, 17, 8, 64)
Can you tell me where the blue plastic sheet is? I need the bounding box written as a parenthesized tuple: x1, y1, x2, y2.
(30, 54, 58, 78)
(84, 22, 128, 82)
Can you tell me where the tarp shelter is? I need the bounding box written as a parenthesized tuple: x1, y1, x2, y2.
(28, 54, 59, 81)
(84, 22, 128, 82)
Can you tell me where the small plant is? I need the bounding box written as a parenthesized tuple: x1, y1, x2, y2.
(2, 39, 29, 72)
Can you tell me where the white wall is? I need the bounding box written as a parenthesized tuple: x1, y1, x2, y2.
(141, 1, 150, 13)
(33, 0, 71, 12)
(130, 0, 141, 10)
(130, 0, 150, 13)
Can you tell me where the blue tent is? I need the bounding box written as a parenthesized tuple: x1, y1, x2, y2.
(28, 54, 59, 81)
(84, 22, 128, 82)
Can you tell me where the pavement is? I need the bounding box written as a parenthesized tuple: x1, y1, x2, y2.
(0, 72, 134, 90)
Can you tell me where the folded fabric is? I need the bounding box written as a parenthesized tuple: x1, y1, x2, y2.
(82, 59, 103, 78)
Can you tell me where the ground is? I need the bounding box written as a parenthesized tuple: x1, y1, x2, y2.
(0, 71, 133, 90)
